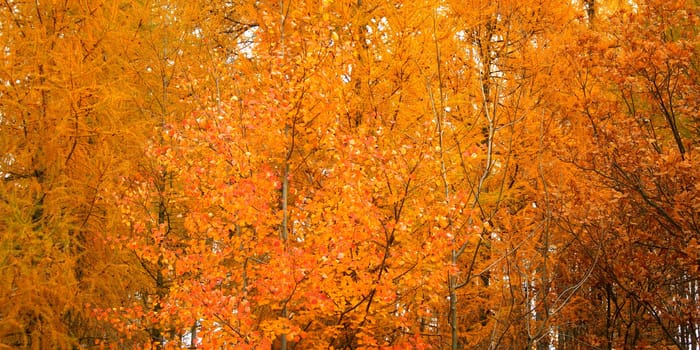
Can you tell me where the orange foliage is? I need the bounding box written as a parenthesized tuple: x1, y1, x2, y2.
(1, 0, 698, 349)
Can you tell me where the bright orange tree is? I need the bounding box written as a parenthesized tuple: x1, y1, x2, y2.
(109, 0, 603, 349)
(112, 0, 448, 347)
(102, 0, 258, 348)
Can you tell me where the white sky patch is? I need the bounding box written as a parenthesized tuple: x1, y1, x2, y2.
(377, 17, 388, 32)
(530, 36, 539, 49)
(237, 26, 258, 60)
(0, 153, 15, 180)
(192, 26, 203, 38)
(341, 64, 353, 83)
(627, 0, 639, 12)
(471, 47, 482, 69)
(456, 30, 467, 42)
(180, 321, 202, 349)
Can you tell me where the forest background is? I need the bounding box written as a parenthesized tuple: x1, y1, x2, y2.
(1, 0, 699, 349)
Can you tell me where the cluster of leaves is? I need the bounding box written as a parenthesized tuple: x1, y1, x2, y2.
(0, 0, 698, 349)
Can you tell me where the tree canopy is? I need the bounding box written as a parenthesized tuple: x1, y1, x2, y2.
(1, 0, 698, 349)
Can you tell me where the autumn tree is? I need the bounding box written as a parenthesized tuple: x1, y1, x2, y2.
(0, 0, 154, 347)
(545, 0, 700, 348)
(102, 0, 259, 348)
